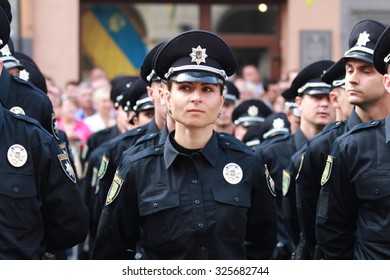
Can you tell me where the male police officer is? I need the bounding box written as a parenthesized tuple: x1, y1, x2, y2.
(316, 23, 390, 259)
(256, 60, 335, 259)
(298, 20, 388, 259)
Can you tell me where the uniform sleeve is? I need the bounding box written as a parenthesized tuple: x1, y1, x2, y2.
(315, 142, 357, 259)
(245, 158, 277, 259)
(92, 164, 139, 260)
(40, 137, 89, 251)
(282, 159, 301, 251)
(296, 143, 325, 257)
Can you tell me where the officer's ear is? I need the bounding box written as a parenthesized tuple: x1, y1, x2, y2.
(384, 73, 390, 93)
(0, 60, 3, 72)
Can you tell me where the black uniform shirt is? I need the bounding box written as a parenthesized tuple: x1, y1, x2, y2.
(93, 131, 276, 260)
(316, 116, 390, 259)
(296, 108, 361, 256)
(0, 103, 88, 259)
(0, 67, 57, 138)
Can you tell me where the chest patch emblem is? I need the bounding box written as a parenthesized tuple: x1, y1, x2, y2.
(7, 144, 28, 167)
(223, 163, 243, 184)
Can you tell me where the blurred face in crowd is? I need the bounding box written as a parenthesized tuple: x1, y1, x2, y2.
(116, 105, 132, 133)
(77, 86, 94, 110)
(296, 93, 335, 129)
(345, 58, 387, 107)
(242, 65, 261, 84)
(329, 87, 353, 120)
(215, 101, 235, 129)
(60, 96, 78, 121)
(133, 109, 155, 127)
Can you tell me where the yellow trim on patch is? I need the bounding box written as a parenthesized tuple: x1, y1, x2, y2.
(321, 155, 334, 186)
(282, 169, 290, 196)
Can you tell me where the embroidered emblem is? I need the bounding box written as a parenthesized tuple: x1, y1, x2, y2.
(223, 163, 243, 184)
(98, 155, 109, 179)
(247, 105, 259, 117)
(106, 172, 124, 205)
(356, 31, 370, 46)
(265, 164, 276, 197)
(282, 169, 290, 196)
(9, 106, 25, 115)
(58, 153, 77, 183)
(190, 45, 208, 65)
(321, 155, 334, 186)
(7, 144, 28, 167)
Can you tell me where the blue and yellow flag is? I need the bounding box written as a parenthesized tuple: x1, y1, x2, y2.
(82, 5, 147, 78)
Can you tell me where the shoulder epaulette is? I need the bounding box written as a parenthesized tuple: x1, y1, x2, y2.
(126, 143, 164, 164)
(335, 120, 382, 143)
(9, 111, 52, 137)
(216, 132, 252, 153)
(12, 75, 46, 95)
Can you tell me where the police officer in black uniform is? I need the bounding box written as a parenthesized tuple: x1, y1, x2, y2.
(0, 9, 88, 258)
(256, 60, 335, 259)
(214, 80, 240, 135)
(316, 23, 390, 260)
(298, 20, 388, 259)
(92, 30, 276, 260)
(232, 99, 272, 141)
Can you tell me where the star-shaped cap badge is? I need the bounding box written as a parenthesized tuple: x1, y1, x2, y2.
(190, 45, 208, 65)
(356, 31, 370, 46)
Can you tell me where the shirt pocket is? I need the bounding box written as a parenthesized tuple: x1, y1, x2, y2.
(0, 174, 39, 231)
(138, 189, 181, 247)
(212, 184, 251, 240)
(355, 173, 390, 233)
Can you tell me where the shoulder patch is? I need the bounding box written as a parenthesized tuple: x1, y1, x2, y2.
(265, 164, 276, 197)
(98, 155, 109, 179)
(282, 169, 290, 196)
(321, 155, 334, 186)
(58, 153, 77, 183)
(106, 171, 124, 205)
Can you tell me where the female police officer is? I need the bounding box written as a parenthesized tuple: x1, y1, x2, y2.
(92, 30, 276, 260)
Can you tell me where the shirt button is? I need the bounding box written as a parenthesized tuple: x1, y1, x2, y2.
(192, 179, 198, 184)
(154, 147, 160, 151)
(153, 203, 158, 208)
(234, 196, 240, 202)
(374, 189, 379, 194)
(13, 187, 18, 192)
(225, 142, 230, 145)
(198, 223, 204, 228)
(194, 200, 200, 205)
(200, 247, 206, 252)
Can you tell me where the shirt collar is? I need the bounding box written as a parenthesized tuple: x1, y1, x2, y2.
(164, 130, 218, 169)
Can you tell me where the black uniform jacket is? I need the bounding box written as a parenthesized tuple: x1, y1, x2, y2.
(316, 116, 390, 259)
(93, 131, 276, 260)
(296, 109, 361, 257)
(0, 67, 56, 138)
(0, 103, 88, 259)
